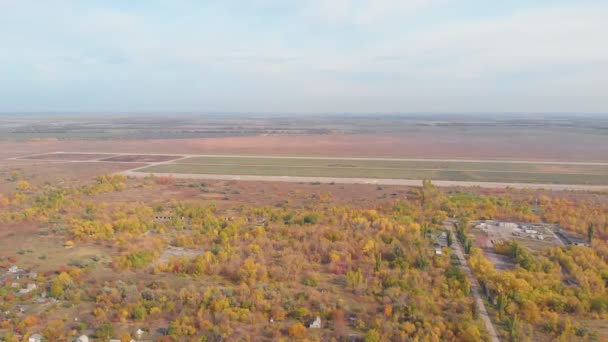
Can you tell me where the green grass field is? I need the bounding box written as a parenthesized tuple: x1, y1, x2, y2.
(134, 156, 608, 185)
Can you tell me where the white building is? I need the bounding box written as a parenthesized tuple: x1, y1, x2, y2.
(28, 334, 43, 342)
(136, 328, 146, 338)
(18, 284, 37, 295)
(309, 316, 322, 329)
(499, 222, 518, 229)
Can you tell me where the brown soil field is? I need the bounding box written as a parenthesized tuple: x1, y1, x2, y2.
(0, 161, 147, 193)
(99, 154, 183, 162)
(21, 153, 114, 160)
(0, 131, 607, 162)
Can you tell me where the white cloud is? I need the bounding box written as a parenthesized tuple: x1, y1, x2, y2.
(332, 4, 608, 76)
(308, 0, 440, 25)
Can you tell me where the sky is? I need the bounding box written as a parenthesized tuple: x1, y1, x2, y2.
(0, 0, 607, 113)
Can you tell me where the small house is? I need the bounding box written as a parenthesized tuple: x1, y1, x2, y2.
(8, 265, 20, 273)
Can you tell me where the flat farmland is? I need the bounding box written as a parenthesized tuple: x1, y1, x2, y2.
(134, 156, 608, 185)
(99, 154, 182, 163)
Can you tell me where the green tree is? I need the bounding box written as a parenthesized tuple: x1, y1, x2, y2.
(346, 268, 367, 292)
(504, 315, 518, 342)
(2, 332, 19, 342)
(49, 278, 64, 299)
(587, 223, 595, 244)
(96, 323, 115, 340)
(365, 329, 381, 342)
(133, 306, 147, 321)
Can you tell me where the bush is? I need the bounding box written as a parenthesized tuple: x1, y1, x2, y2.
(115, 250, 156, 269)
(365, 329, 381, 342)
(288, 323, 307, 337)
(302, 275, 319, 287)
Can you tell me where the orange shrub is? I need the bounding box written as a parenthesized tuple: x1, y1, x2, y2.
(288, 323, 307, 337)
(22, 315, 39, 327)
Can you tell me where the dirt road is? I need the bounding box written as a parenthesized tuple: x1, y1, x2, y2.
(446, 222, 501, 342)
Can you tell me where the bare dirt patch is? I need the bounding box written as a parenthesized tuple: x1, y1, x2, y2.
(154, 246, 203, 266)
(0, 161, 146, 189)
(22, 153, 114, 161)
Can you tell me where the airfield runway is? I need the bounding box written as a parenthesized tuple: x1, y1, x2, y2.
(119, 170, 608, 191)
(9, 151, 608, 191)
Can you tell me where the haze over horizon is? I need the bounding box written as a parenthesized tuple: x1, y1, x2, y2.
(1, 0, 607, 113)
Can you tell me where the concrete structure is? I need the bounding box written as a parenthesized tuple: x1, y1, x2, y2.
(136, 328, 145, 338)
(436, 232, 448, 247)
(75, 335, 89, 342)
(28, 334, 43, 342)
(18, 283, 37, 295)
(557, 229, 590, 247)
(499, 222, 518, 229)
(154, 215, 172, 221)
(309, 316, 322, 329)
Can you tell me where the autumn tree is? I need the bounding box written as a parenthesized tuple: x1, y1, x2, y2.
(288, 323, 307, 337)
(96, 323, 115, 340)
(43, 320, 66, 341)
(332, 308, 346, 338)
(16, 180, 31, 191)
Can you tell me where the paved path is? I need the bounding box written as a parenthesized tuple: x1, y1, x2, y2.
(446, 222, 500, 342)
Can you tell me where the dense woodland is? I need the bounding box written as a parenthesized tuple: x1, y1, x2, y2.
(0, 174, 607, 341)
